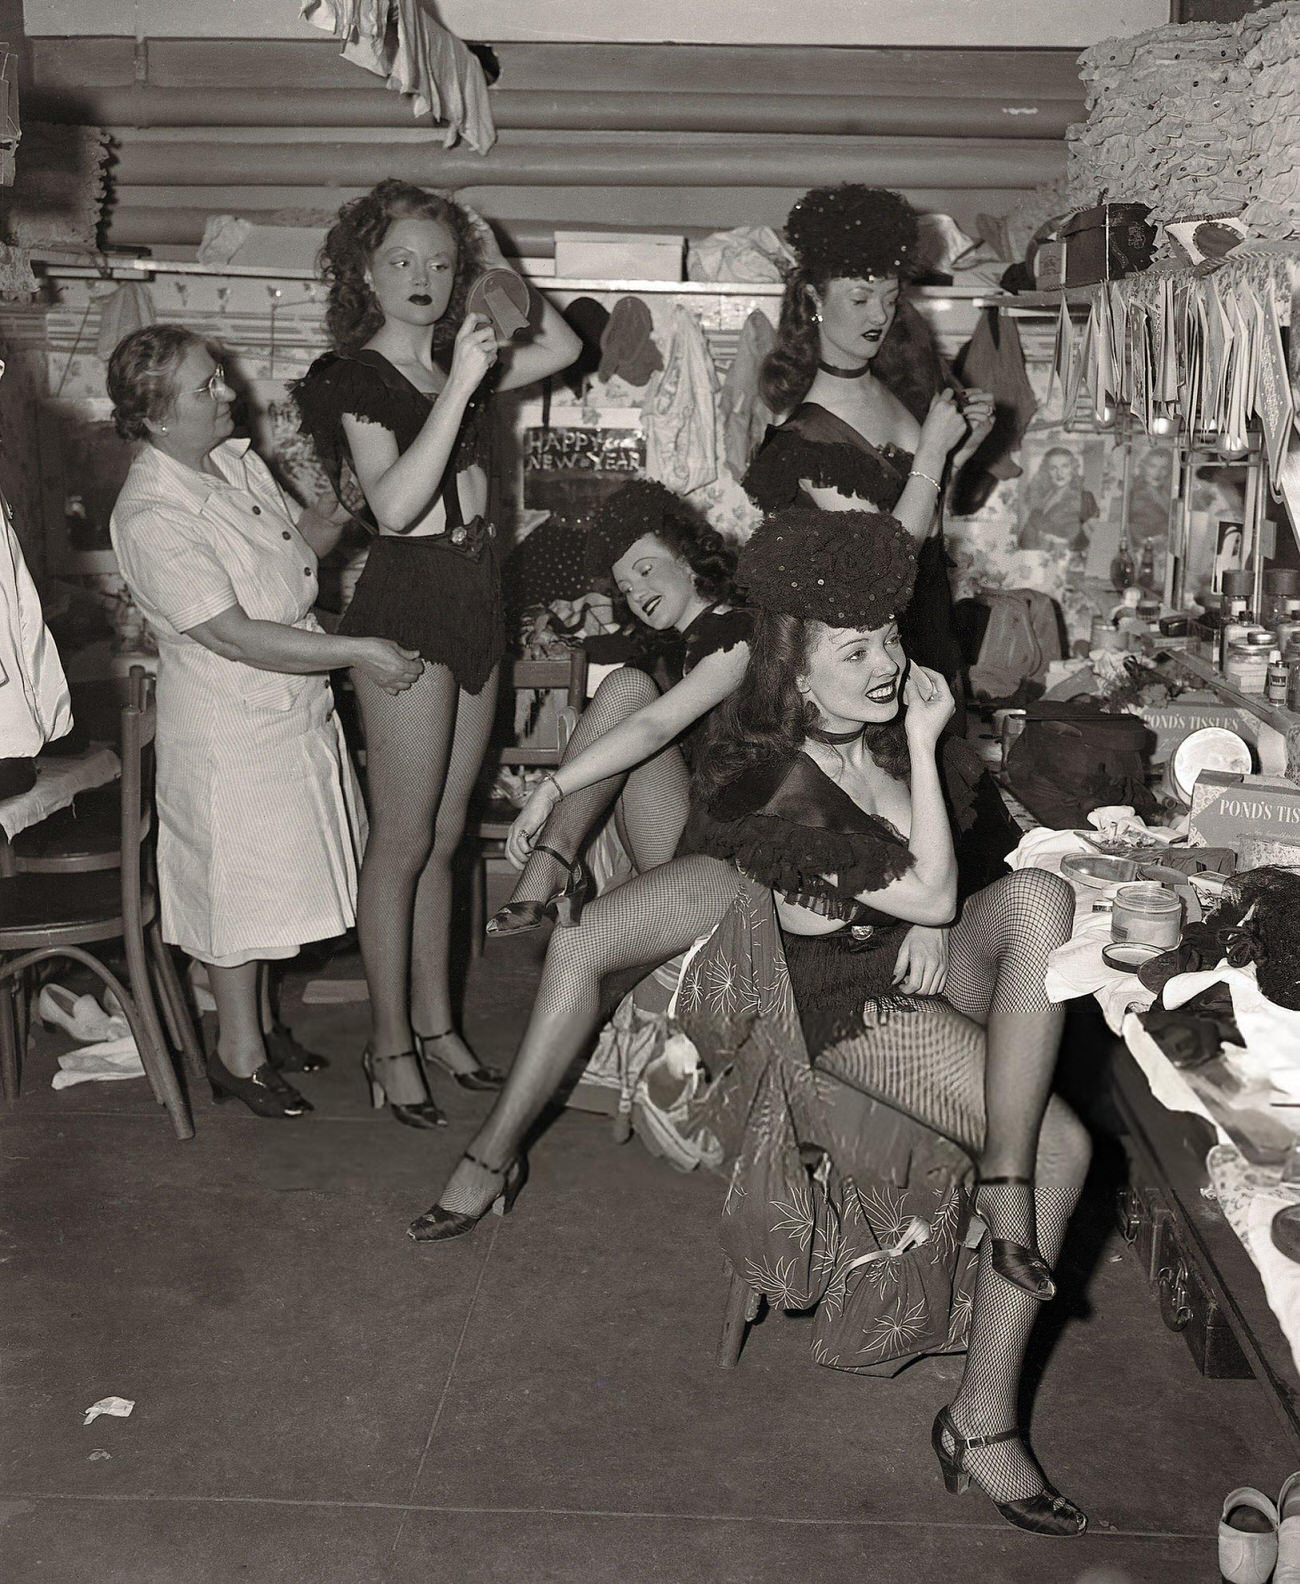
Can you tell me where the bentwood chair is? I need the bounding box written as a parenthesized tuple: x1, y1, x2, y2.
(0, 677, 201, 1139)
(468, 649, 590, 954)
(10, 672, 152, 876)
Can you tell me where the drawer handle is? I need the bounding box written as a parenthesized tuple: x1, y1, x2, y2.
(1158, 1261, 1194, 1332)
(1116, 1189, 1142, 1243)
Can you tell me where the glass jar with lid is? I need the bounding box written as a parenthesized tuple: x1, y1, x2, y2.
(1111, 883, 1182, 949)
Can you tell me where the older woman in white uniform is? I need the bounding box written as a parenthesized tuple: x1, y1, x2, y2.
(108, 324, 423, 1118)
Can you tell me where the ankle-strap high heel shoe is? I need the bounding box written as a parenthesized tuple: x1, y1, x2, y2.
(362, 1049, 446, 1129)
(975, 1176, 1056, 1302)
(407, 1150, 528, 1241)
(485, 844, 593, 938)
(414, 1028, 505, 1091)
(931, 1406, 1086, 1537)
(206, 1051, 311, 1118)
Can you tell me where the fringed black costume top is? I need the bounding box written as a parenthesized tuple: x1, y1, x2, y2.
(742, 402, 963, 687)
(292, 348, 506, 694)
(692, 737, 1019, 1056)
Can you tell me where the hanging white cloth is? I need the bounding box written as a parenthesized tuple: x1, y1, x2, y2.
(0, 487, 72, 758)
(642, 305, 720, 496)
(301, 0, 496, 154)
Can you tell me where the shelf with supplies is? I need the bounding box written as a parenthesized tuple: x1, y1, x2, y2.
(1157, 646, 1300, 741)
(1154, 645, 1300, 782)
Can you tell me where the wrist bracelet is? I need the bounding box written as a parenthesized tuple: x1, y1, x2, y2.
(909, 468, 943, 492)
(541, 773, 563, 798)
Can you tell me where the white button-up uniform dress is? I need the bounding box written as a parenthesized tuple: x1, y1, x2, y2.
(111, 439, 366, 967)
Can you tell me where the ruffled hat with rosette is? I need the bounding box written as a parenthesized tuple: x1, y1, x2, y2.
(736, 506, 917, 630)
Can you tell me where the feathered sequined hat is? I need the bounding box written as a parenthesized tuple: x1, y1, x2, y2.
(737, 507, 917, 629)
(784, 184, 920, 281)
(583, 476, 709, 586)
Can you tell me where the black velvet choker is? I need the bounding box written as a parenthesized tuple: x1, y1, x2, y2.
(817, 359, 873, 379)
(807, 724, 867, 745)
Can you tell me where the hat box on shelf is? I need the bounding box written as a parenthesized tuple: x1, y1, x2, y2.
(553, 232, 685, 282)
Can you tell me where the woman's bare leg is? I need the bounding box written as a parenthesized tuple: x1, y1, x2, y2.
(426, 855, 744, 1219)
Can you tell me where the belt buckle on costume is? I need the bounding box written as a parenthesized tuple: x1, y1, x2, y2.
(849, 923, 876, 944)
(441, 515, 492, 561)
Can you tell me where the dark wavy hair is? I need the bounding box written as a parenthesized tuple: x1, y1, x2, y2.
(106, 323, 209, 441)
(319, 179, 485, 351)
(585, 477, 737, 605)
(761, 273, 947, 421)
(694, 609, 908, 806)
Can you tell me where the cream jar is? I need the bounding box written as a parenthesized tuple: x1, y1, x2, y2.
(1111, 882, 1182, 949)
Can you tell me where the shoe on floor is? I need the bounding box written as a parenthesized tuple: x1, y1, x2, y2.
(1275, 1471, 1300, 1584)
(38, 984, 129, 1044)
(1219, 1486, 1278, 1584)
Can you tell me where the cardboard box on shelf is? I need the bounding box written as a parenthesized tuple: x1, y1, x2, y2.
(1188, 770, 1300, 847)
(1137, 701, 1260, 763)
(553, 231, 685, 282)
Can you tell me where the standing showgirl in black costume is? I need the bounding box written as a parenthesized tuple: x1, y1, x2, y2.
(408, 506, 1088, 1536)
(744, 184, 992, 695)
(487, 478, 752, 938)
(294, 180, 579, 1124)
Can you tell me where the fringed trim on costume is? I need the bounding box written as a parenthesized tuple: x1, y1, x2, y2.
(683, 607, 754, 672)
(291, 351, 491, 511)
(694, 806, 913, 923)
(743, 428, 907, 514)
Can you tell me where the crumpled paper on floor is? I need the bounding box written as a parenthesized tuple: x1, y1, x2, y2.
(51, 1037, 145, 1089)
(83, 1397, 133, 1426)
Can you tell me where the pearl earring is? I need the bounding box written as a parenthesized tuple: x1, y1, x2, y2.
(158, 425, 168, 433)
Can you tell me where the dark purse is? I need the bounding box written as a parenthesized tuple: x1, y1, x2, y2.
(1004, 701, 1157, 829)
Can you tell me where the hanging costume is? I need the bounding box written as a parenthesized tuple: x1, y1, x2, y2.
(292, 347, 506, 695)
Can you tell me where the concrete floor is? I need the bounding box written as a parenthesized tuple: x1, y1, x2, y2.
(3, 878, 1297, 1583)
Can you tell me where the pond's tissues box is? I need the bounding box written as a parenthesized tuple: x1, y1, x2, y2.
(1188, 770, 1300, 847)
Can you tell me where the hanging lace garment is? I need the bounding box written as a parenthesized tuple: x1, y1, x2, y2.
(301, 0, 495, 153)
(642, 305, 720, 496)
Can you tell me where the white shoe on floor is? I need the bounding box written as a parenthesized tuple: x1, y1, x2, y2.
(1275, 1472, 1300, 1583)
(38, 984, 129, 1044)
(1219, 1486, 1279, 1584)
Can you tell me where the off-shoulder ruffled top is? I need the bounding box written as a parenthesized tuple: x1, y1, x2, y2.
(291, 348, 491, 528)
(742, 402, 962, 683)
(695, 750, 912, 927)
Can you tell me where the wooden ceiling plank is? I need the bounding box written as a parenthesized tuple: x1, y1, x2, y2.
(27, 83, 1081, 137)
(29, 36, 1084, 102)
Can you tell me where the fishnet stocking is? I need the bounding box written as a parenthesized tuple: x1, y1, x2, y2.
(946, 1168, 1085, 1503)
(438, 854, 745, 1214)
(354, 661, 499, 1096)
(945, 868, 1075, 1233)
(508, 666, 692, 904)
(820, 901, 1089, 1509)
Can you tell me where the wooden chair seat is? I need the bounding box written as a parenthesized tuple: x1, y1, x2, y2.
(0, 870, 155, 941)
(10, 782, 125, 872)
